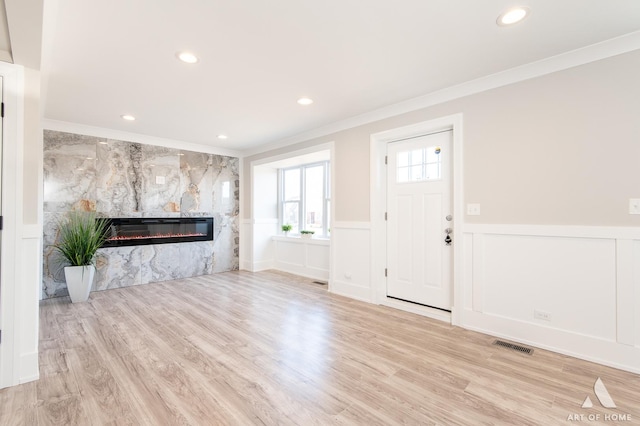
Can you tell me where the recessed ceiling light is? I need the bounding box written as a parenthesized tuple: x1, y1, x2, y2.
(217, 134, 228, 140)
(121, 114, 136, 121)
(86, 157, 93, 160)
(297, 97, 313, 106)
(99, 141, 108, 145)
(497, 7, 530, 26)
(178, 153, 185, 156)
(177, 51, 199, 64)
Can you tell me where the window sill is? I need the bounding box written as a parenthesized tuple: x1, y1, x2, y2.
(272, 235, 330, 245)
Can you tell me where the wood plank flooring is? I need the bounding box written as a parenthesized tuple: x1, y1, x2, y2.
(1, 270, 639, 425)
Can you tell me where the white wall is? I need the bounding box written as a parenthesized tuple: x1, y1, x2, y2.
(246, 165, 278, 271)
(242, 48, 640, 372)
(243, 48, 640, 227)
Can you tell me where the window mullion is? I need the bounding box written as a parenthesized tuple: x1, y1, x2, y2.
(278, 169, 283, 231)
(323, 162, 328, 237)
(299, 166, 305, 232)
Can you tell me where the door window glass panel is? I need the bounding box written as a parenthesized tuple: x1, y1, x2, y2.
(396, 146, 442, 183)
(411, 149, 423, 165)
(411, 165, 423, 181)
(426, 163, 440, 180)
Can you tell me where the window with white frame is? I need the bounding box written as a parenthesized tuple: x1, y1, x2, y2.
(279, 161, 330, 237)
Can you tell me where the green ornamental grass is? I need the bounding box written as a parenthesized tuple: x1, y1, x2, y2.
(55, 212, 110, 266)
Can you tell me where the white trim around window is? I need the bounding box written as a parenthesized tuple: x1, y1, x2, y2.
(278, 161, 331, 238)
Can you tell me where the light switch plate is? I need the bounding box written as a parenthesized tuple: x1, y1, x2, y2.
(155, 176, 166, 185)
(467, 203, 481, 215)
(630, 199, 640, 215)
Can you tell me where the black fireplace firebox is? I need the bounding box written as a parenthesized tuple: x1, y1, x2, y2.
(101, 217, 214, 248)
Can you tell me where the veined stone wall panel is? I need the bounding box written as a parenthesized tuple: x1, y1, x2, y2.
(42, 130, 239, 298)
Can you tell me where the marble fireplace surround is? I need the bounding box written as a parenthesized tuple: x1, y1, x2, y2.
(43, 130, 240, 299)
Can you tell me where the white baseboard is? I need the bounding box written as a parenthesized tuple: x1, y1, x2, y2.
(329, 279, 372, 303)
(251, 260, 274, 272)
(463, 310, 640, 374)
(240, 260, 253, 271)
(273, 262, 329, 281)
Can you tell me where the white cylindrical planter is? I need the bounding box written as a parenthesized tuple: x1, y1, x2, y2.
(64, 265, 96, 303)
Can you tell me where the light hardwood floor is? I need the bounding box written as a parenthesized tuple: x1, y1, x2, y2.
(1, 270, 639, 425)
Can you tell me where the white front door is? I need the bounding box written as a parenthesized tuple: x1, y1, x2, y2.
(0, 76, 3, 331)
(386, 130, 452, 310)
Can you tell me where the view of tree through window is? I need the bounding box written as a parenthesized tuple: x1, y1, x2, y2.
(280, 162, 330, 237)
(304, 165, 324, 232)
(282, 168, 301, 233)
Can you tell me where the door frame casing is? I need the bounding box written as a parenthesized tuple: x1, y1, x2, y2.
(370, 114, 464, 325)
(0, 62, 25, 388)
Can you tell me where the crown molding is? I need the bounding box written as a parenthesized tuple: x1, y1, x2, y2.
(243, 30, 640, 157)
(42, 119, 243, 158)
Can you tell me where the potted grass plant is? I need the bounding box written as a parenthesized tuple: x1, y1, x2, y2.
(54, 212, 110, 303)
(300, 230, 315, 239)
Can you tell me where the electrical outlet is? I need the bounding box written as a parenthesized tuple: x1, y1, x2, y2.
(534, 310, 551, 321)
(155, 176, 166, 185)
(467, 203, 481, 215)
(630, 199, 640, 215)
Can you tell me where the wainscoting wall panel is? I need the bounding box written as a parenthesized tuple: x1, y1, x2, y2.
(272, 236, 330, 281)
(249, 219, 278, 271)
(633, 240, 640, 349)
(239, 219, 252, 271)
(244, 218, 640, 372)
(482, 234, 616, 340)
(462, 224, 640, 373)
(330, 222, 372, 302)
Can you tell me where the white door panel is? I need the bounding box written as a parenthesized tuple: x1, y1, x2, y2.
(387, 130, 452, 310)
(0, 76, 3, 330)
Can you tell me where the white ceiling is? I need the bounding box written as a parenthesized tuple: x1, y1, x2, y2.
(41, 0, 640, 152)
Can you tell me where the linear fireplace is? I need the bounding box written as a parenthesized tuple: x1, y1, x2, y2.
(102, 217, 214, 248)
